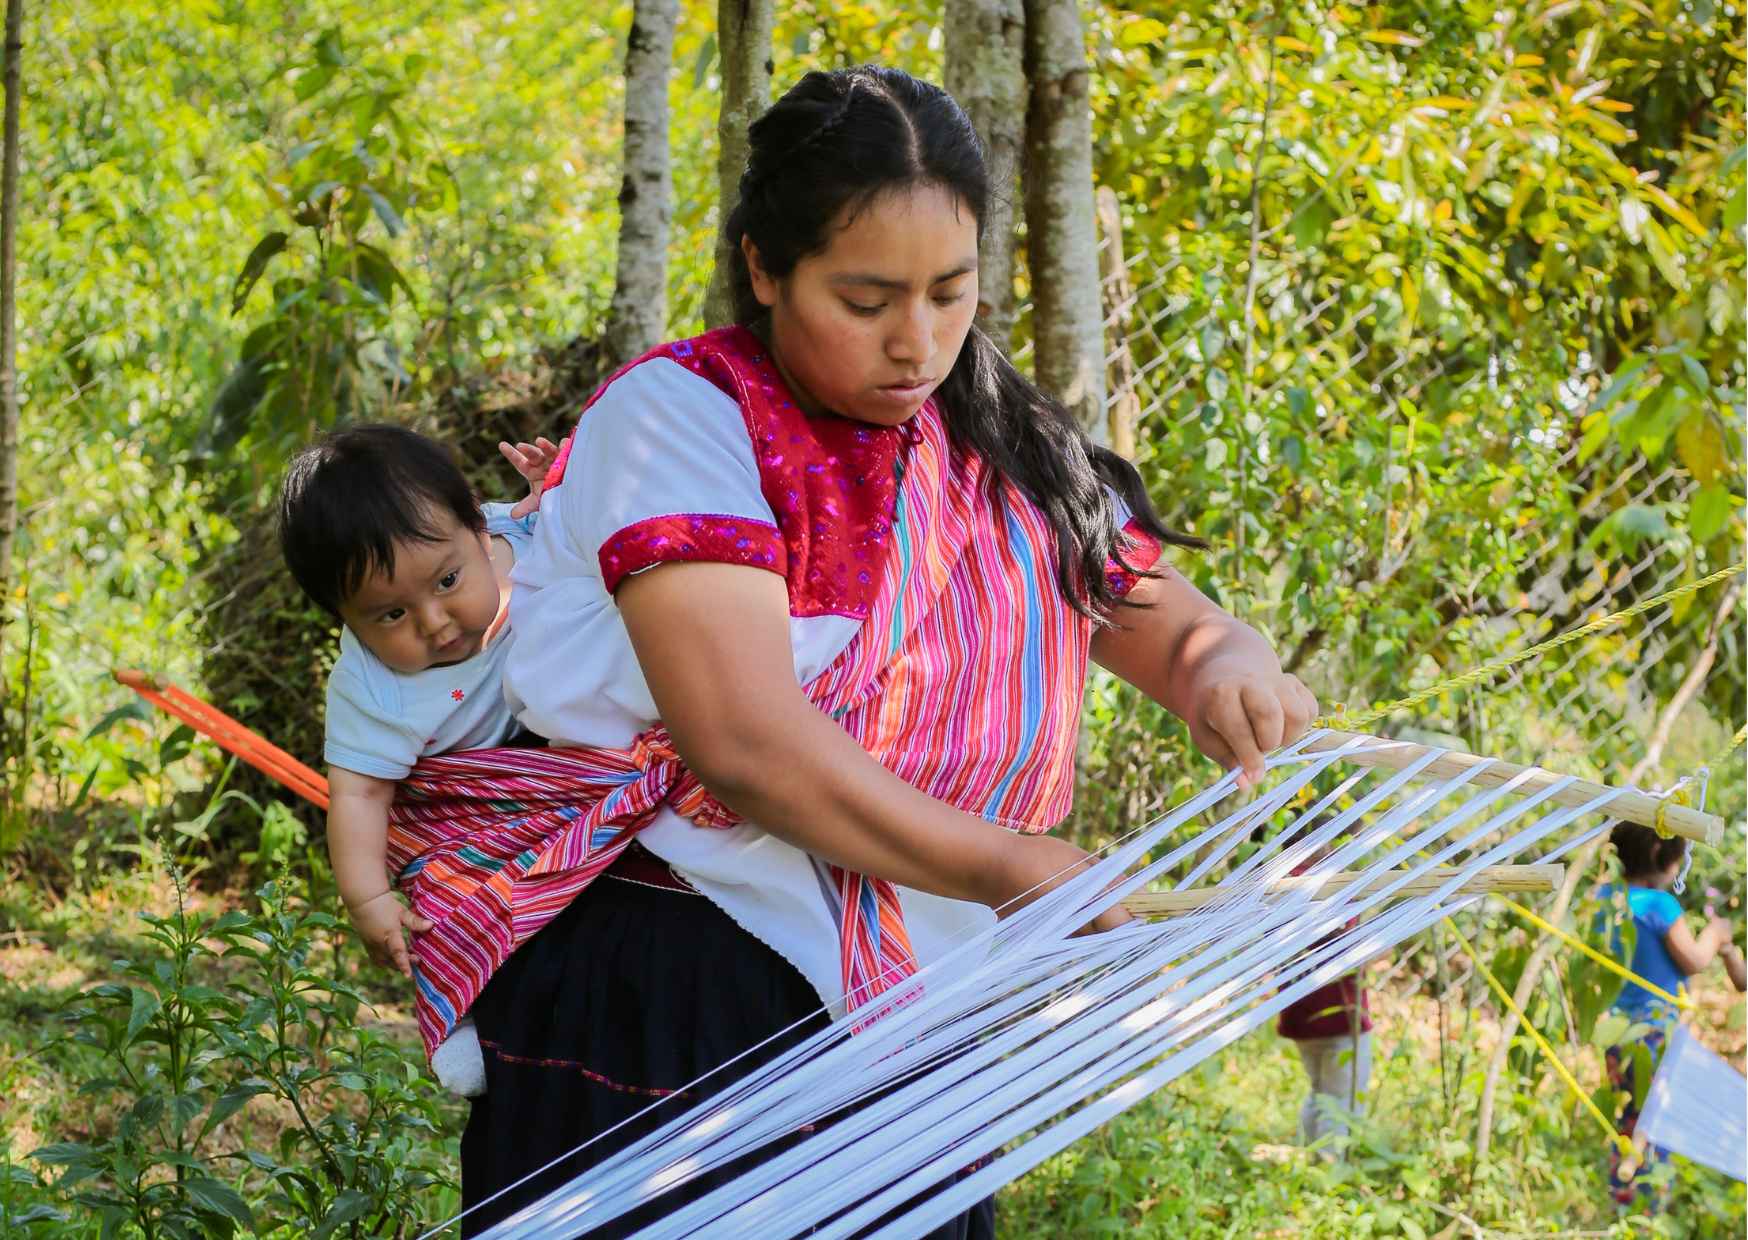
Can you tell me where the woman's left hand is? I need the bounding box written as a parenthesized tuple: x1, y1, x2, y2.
(1184, 665, 1318, 790)
(1091, 569, 1320, 790)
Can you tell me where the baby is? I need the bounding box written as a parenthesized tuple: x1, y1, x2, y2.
(277, 423, 556, 1095)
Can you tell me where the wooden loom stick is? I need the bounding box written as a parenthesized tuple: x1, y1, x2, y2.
(1305, 730, 1722, 844)
(1122, 863, 1564, 919)
(113, 669, 330, 810)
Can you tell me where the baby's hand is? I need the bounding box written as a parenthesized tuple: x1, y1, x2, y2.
(348, 891, 435, 976)
(500, 437, 561, 519)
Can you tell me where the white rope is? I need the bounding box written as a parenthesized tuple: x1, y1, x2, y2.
(433, 731, 1630, 1239)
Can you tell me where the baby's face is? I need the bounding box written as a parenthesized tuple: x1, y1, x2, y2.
(337, 510, 503, 674)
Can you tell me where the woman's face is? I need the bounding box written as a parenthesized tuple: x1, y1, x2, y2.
(745, 181, 979, 428)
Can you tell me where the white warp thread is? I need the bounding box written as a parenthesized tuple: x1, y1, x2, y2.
(438, 731, 1628, 1239)
(1636, 1024, 1747, 1182)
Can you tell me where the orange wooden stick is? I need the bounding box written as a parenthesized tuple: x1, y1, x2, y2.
(113, 669, 330, 811)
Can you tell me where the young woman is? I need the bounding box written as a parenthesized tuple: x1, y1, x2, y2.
(434, 66, 1316, 1234)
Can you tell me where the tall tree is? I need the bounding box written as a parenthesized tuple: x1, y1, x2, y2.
(604, 0, 679, 366)
(0, 0, 19, 645)
(944, 0, 1024, 351)
(702, 0, 773, 329)
(1021, 0, 1105, 441)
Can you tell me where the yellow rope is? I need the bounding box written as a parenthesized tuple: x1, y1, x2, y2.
(1652, 784, 1691, 840)
(1444, 917, 1633, 1157)
(1318, 563, 1745, 733)
(1498, 896, 1693, 1013)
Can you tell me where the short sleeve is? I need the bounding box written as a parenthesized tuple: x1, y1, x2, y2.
(481, 501, 537, 561)
(1638, 890, 1683, 938)
(1102, 485, 1164, 598)
(557, 359, 785, 593)
(324, 661, 423, 781)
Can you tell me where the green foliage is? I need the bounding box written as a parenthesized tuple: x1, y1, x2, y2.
(206, 27, 438, 464)
(4, 1, 1745, 1235)
(26, 869, 455, 1238)
(1072, 0, 1745, 849)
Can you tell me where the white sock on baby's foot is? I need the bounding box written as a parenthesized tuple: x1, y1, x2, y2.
(431, 1015, 486, 1097)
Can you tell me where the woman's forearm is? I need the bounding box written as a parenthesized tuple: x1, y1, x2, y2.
(617, 561, 1087, 912)
(692, 692, 1014, 906)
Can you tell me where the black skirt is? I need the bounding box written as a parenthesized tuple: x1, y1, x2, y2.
(459, 848, 997, 1238)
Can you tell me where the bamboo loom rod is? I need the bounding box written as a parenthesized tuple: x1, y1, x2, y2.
(1122, 863, 1564, 919)
(1305, 730, 1722, 844)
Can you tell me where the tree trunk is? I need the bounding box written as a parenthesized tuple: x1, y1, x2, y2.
(604, 0, 679, 367)
(1095, 185, 1137, 458)
(1470, 581, 1742, 1164)
(1022, 0, 1105, 441)
(944, 0, 1024, 351)
(702, 0, 773, 329)
(0, 0, 19, 649)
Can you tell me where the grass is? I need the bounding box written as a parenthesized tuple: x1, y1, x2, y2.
(3, 864, 1743, 1237)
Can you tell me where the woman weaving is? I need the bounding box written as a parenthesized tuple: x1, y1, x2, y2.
(397, 66, 1317, 1235)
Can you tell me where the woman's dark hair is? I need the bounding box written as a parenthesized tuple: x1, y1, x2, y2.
(1609, 822, 1688, 881)
(277, 423, 484, 616)
(724, 65, 1202, 617)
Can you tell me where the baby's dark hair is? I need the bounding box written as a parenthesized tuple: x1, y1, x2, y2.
(278, 423, 484, 617)
(1609, 822, 1688, 880)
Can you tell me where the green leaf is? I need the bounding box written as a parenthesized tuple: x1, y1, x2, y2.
(29, 1142, 98, 1167)
(85, 699, 150, 740)
(1590, 504, 1672, 555)
(1290, 196, 1336, 252)
(362, 186, 405, 237)
(230, 231, 288, 316)
(6, 1205, 68, 1224)
(184, 1177, 255, 1228)
(125, 986, 161, 1045)
(1120, 17, 1168, 46)
(1642, 219, 1688, 292)
(1690, 483, 1735, 543)
(691, 35, 717, 89)
(314, 1188, 374, 1240)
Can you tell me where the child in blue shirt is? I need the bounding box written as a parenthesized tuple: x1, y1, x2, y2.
(1600, 821, 1744, 1204)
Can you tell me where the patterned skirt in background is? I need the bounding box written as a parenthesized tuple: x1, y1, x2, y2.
(458, 845, 997, 1238)
(1604, 1024, 1669, 1207)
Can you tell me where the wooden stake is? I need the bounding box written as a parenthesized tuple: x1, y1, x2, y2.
(1122, 863, 1563, 919)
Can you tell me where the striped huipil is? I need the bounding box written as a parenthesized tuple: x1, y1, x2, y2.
(388, 327, 1163, 1059)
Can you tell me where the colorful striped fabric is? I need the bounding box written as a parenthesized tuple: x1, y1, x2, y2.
(389, 331, 1163, 1059)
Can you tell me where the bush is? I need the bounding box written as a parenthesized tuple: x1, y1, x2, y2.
(28, 868, 458, 1238)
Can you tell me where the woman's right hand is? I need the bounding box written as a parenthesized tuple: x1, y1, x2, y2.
(993, 833, 1132, 934)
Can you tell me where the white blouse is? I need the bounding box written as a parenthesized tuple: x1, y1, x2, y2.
(503, 358, 991, 1014)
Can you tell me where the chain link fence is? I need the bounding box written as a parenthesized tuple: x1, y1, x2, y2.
(1079, 217, 1742, 797)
